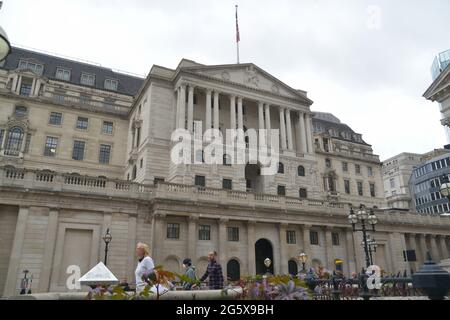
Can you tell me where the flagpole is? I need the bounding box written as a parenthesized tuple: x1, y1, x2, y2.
(235, 5, 240, 64)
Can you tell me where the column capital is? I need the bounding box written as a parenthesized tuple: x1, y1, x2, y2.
(302, 224, 312, 230)
(219, 217, 229, 224)
(247, 220, 257, 226)
(279, 222, 289, 228)
(188, 84, 195, 91)
(188, 215, 199, 221)
(324, 225, 334, 231)
(205, 88, 212, 95)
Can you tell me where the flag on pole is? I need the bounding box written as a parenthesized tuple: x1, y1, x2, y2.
(235, 5, 240, 43)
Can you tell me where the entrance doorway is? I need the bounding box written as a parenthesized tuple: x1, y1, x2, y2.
(255, 238, 274, 275)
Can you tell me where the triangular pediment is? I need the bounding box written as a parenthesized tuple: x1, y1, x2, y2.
(424, 66, 450, 100)
(180, 63, 312, 104)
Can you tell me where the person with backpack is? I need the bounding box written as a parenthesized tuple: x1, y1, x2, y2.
(182, 258, 197, 290)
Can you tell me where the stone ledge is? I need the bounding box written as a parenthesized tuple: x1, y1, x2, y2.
(7, 288, 243, 300)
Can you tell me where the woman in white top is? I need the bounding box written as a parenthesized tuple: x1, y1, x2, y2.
(135, 242, 155, 294)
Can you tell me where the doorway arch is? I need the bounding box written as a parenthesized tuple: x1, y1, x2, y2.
(255, 238, 274, 275)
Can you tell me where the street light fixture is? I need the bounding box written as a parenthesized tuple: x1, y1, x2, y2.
(348, 204, 377, 268)
(439, 174, 450, 200)
(102, 228, 112, 266)
(0, 3, 11, 62)
(298, 252, 308, 272)
(264, 258, 272, 275)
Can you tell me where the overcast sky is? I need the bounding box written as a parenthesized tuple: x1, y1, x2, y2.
(1, 0, 448, 161)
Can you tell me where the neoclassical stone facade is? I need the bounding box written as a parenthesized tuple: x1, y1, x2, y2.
(0, 47, 449, 297)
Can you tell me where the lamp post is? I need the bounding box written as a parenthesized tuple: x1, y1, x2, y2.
(264, 258, 272, 276)
(361, 236, 377, 266)
(102, 228, 112, 266)
(0, 2, 12, 62)
(348, 204, 378, 268)
(439, 174, 450, 201)
(298, 252, 308, 273)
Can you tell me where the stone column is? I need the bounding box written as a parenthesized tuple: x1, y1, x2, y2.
(176, 87, 181, 129)
(302, 224, 312, 271)
(15, 76, 22, 94)
(179, 85, 186, 129)
(418, 234, 428, 265)
(127, 215, 137, 284)
(237, 97, 244, 143)
(278, 223, 288, 275)
(38, 208, 59, 293)
(298, 112, 307, 154)
(430, 235, 441, 262)
(151, 213, 165, 264)
(218, 219, 228, 280)
(258, 102, 265, 130)
(230, 95, 236, 130)
(265, 104, 271, 144)
(213, 91, 220, 130)
(285, 109, 293, 151)
(406, 233, 419, 272)
(305, 113, 313, 153)
(345, 228, 357, 276)
(439, 235, 449, 260)
(247, 221, 256, 276)
(187, 85, 194, 132)
(325, 227, 334, 271)
(188, 216, 198, 261)
(3, 206, 29, 297)
(205, 89, 212, 132)
(279, 107, 287, 150)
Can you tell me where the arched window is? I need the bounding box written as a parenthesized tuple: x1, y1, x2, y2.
(297, 166, 305, 176)
(227, 259, 241, 282)
(223, 154, 232, 166)
(132, 165, 137, 180)
(278, 162, 284, 174)
(4, 127, 24, 156)
(299, 188, 307, 199)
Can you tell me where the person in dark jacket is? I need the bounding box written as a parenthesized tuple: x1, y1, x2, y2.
(199, 251, 224, 290)
(182, 258, 197, 290)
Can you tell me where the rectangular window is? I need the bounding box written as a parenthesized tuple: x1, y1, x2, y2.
(286, 230, 296, 244)
(49, 112, 62, 125)
(195, 175, 206, 187)
(332, 232, 340, 246)
(44, 136, 58, 157)
(19, 77, 33, 96)
(198, 225, 211, 241)
(104, 79, 118, 91)
(277, 185, 286, 196)
(325, 158, 331, 168)
(227, 227, 239, 242)
(310, 231, 319, 245)
(76, 117, 89, 130)
(344, 180, 350, 194)
(167, 223, 180, 239)
(299, 188, 307, 199)
(102, 121, 113, 134)
(368, 166, 373, 177)
(55, 68, 71, 81)
(23, 133, 31, 154)
(99, 144, 111, 164)
(72, 140, 85, 161)
(80, 73, 95, 86)
(370, 183, 376, 197)
(222, 179, 232, 190)
(355, 164, 361, 174)
(357, 182, 363, 196)
(342, 162, 348, 172)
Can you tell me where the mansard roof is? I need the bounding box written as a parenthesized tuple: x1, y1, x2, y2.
(1, 47, 145, 97)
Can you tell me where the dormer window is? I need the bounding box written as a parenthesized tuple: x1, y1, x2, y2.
(55, 68, 71, 81)
(80, 73, 95, 86)
(104, 78, 118, 91)
(18, 60, 44, 75)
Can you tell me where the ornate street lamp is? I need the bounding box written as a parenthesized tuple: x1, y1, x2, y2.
(439, 174, 450, 200)
(102, 228, 112, 266)
(0, 3, 11, 62)
(264, 258, 272, 275)
(348, 204, 378, 268)
(298, 252, 308, 273)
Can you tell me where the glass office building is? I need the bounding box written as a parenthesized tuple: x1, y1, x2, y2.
(431, 49, 450, 81)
